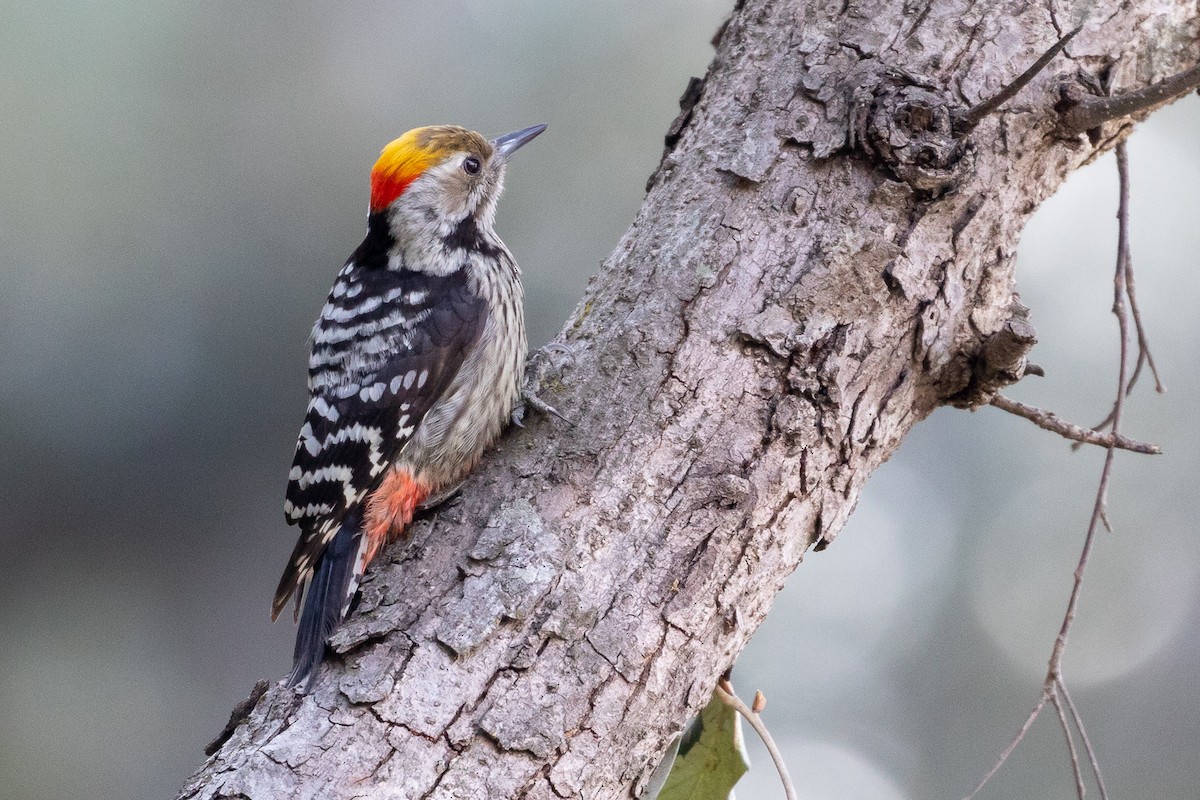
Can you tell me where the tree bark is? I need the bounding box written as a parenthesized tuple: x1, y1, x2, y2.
(179, 2, 1200, 798)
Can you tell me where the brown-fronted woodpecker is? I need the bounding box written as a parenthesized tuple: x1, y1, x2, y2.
(271, 123, 546, 690)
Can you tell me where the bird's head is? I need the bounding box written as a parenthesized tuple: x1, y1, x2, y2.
(369, 123, 546, 257)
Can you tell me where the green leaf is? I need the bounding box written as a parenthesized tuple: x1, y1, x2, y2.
(646, 690, 750, 800)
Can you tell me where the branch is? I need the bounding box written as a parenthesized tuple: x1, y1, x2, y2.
(1058, 62, 1200, 134)
(961, 26, 1080, 128)
(989, 394, 1160, 454)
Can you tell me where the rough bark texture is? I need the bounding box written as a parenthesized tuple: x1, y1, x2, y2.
(180, 2, 1199, 798)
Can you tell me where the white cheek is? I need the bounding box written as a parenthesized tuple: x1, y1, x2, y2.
(394, 163, 473, 230)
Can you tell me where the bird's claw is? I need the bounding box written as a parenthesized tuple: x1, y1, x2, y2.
(514, 342, 577, 427)
(519, 389, 575, 426)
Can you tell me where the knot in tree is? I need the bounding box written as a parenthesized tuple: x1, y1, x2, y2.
(853, 78, 973, 194)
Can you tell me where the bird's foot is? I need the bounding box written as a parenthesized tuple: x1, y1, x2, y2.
(514, 389, 573, 427)
(513, 342, 576, 427)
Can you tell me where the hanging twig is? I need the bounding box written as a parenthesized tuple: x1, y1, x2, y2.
(962, 693, 1049, 800)
(1125, 255, 1166, 394)
(715, 679, 797, 800)
(1074, 161, 1166, 447)
(1057, 678, 1111, 800)
(1050, 689, 1087, 799)
(1075, 177, 1166, 443)
(963, 140, 1142, 800)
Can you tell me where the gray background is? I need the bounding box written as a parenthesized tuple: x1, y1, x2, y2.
(2, 2, 1196, 798)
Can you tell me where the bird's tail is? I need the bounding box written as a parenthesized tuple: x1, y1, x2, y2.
(286, 508, 367, 691)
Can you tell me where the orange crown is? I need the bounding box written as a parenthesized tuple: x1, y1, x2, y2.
(368, 126, 492, 213)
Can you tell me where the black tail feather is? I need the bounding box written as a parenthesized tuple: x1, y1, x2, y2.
(286, 509, 364, 691)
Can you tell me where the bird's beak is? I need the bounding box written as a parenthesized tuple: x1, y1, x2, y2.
(492, 124, 548, 161)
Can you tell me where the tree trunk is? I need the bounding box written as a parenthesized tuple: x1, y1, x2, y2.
(179, 2, 1199, 798)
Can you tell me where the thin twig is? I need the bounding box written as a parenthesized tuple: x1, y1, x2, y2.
(1042, 141, 1133, 798)
(1059, 62, 1200, 133)
(991, 394, 1160, 454)
(1048, 143, 1133, 685)
(1050, 689, 1087, 799)
(964, 141, 1139, 800)
(1045, 151, 1125, 800)
(1057, 678, 1111, 800)
(1124, 254, 1166, 394)
(962, 26, 1081, 127)
(716, 679, 797, 800)
(1076, 406, 1118, 447)
(962, 693, 1049, 800)
(1075, 164, 1166, 449)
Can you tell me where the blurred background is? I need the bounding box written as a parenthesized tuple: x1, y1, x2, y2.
(1, 2, 1196, 798)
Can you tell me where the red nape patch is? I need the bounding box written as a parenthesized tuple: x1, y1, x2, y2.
(369, 172, 415, 213)
(363, 469, 430, 565)
(368, 128, 441, 212)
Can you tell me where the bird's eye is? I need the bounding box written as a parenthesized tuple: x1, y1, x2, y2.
(462, 156, 481, 175)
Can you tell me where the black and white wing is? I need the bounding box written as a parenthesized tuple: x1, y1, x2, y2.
(272, 261, 485, 620)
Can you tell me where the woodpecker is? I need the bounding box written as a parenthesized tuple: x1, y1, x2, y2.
(272, 123, 546, 690)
